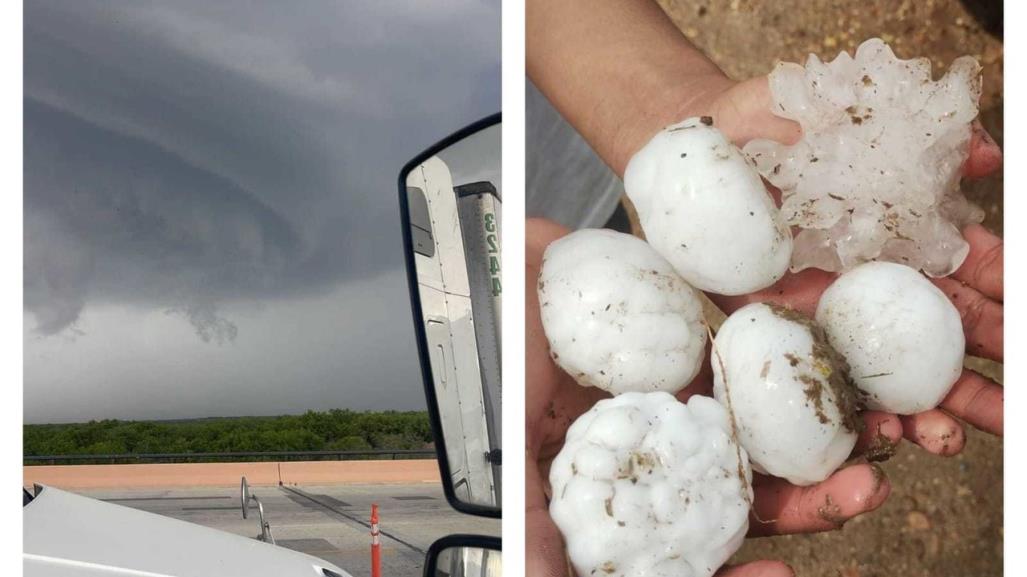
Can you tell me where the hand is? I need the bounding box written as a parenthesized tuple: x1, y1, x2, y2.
(527, 218, 891, 577)
(525, 102, 1001, 570)
(699, 76, 1005, 453)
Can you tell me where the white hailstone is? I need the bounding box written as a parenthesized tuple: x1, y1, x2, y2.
(538, 228, 707, 395)
(815, 261, 965, 415)
(549, 392, 752, 577)
(624, 117, 793, 296)
(712, 303, 860, 486)
(743, 38, 984, 277)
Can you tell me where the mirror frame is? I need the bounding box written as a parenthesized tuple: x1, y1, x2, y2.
(422, 534, 502, 577)
(398, 112, 502, 519)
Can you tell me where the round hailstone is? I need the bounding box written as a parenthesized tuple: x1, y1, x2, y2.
(538, 228, 707, 395)
(549, 392, 752, 577)
(712, 303, 861, 486)
(815, 261, 964, 415)
(624, 117, 792, 296)
(743, 38, 984, 277)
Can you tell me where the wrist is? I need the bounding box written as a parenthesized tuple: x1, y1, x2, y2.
(610, 72, 736, 177)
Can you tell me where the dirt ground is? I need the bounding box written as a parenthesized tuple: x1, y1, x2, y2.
(652, 1, 1004, 575)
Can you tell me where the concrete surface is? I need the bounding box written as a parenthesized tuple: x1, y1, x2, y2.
(23, 460, 441, 490)
(72, 483, 499, 577)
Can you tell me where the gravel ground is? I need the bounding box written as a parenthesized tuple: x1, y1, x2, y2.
(652, 1, 1004, 575)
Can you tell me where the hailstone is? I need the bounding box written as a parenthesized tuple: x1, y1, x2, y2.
(743, 38, 984, 277)
(538, 228, 707, 395)
(712, 303, 861, 486)
(815, 261, 964, 415)
(549, 392, 752, 577)
(624, 117, 792, 296)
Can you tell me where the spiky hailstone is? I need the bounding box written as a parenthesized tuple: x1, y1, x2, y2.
(549, 392, 752, 577)
(712, 303, 861, 486)
(743, 38, 984, 277)
(815, 261, 964, 415)
(624, 117, 793, 296)
(538, 228, 707, 395)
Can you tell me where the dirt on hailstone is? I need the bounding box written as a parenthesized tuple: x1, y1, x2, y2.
(767, 303, 864, 434)
(644, 2, 1004, 576)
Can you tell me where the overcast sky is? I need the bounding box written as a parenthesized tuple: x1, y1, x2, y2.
(24, 0, 500, 423)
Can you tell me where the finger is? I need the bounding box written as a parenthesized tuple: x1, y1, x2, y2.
(852, 411, 903, 460)
(709, 268, 837, 317)
(527, 457, 570, 577)
(962, 120, 1003, 179)
(939, 369, 1004, 436)
(749, 463, 890, 536)
(952, 224, 1003, 302)
(717, 560, 795, 577)
(900, 409, 966, 456)
(527, 217, 572, 263)
(933, 276, 1003, 362)
(720, 76, 803, 146)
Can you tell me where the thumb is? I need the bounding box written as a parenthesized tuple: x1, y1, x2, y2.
(716, 76, 802, 147)
(962, 119, 1002, 179)
(526, 455, 570, 577)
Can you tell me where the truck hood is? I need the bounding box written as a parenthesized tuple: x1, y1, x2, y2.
(24, 485, 349, 577)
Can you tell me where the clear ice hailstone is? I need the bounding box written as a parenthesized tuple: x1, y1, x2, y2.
(549, 392, 752, 577)
(742, 38, 985, 277)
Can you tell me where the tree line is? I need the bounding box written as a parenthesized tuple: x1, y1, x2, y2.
(24, 410, 433, 463)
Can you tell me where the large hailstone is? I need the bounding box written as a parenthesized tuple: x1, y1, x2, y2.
(815, 261, 964, 415)
(549, 392, 752, 577)
(624, 117, 792, 296)
(712, 303, 861, 486)
(743, 38, 984, 277)
(538, 228, 707, 395)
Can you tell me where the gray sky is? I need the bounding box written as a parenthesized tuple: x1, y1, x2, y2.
(24, 0, 500, 423)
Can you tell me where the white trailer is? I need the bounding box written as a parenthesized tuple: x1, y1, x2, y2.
(406, 157, 501, 507)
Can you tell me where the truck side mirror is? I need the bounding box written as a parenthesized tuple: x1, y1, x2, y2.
(423, 535, 501, 577)
(239, 476, 275, 544)
(399, 113, 501, 518)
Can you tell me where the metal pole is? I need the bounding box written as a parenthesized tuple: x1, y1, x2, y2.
(370, 503, 381, 577)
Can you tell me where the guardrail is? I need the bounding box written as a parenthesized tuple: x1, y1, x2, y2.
(23, 449, 437, 466)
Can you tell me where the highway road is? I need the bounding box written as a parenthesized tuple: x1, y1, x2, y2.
(77, 483, 500, 577)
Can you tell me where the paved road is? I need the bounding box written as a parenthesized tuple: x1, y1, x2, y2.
(78, 483, 499, 577)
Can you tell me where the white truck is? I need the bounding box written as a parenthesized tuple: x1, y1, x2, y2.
(24, 484, 351, 577)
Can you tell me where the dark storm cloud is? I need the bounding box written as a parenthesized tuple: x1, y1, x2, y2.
(23, 0, 499, 421)
(25, 0, 499, 331)
(25, 99, 302, 314)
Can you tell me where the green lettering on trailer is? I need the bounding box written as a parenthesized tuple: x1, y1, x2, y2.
(483, 212, 501, 296)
